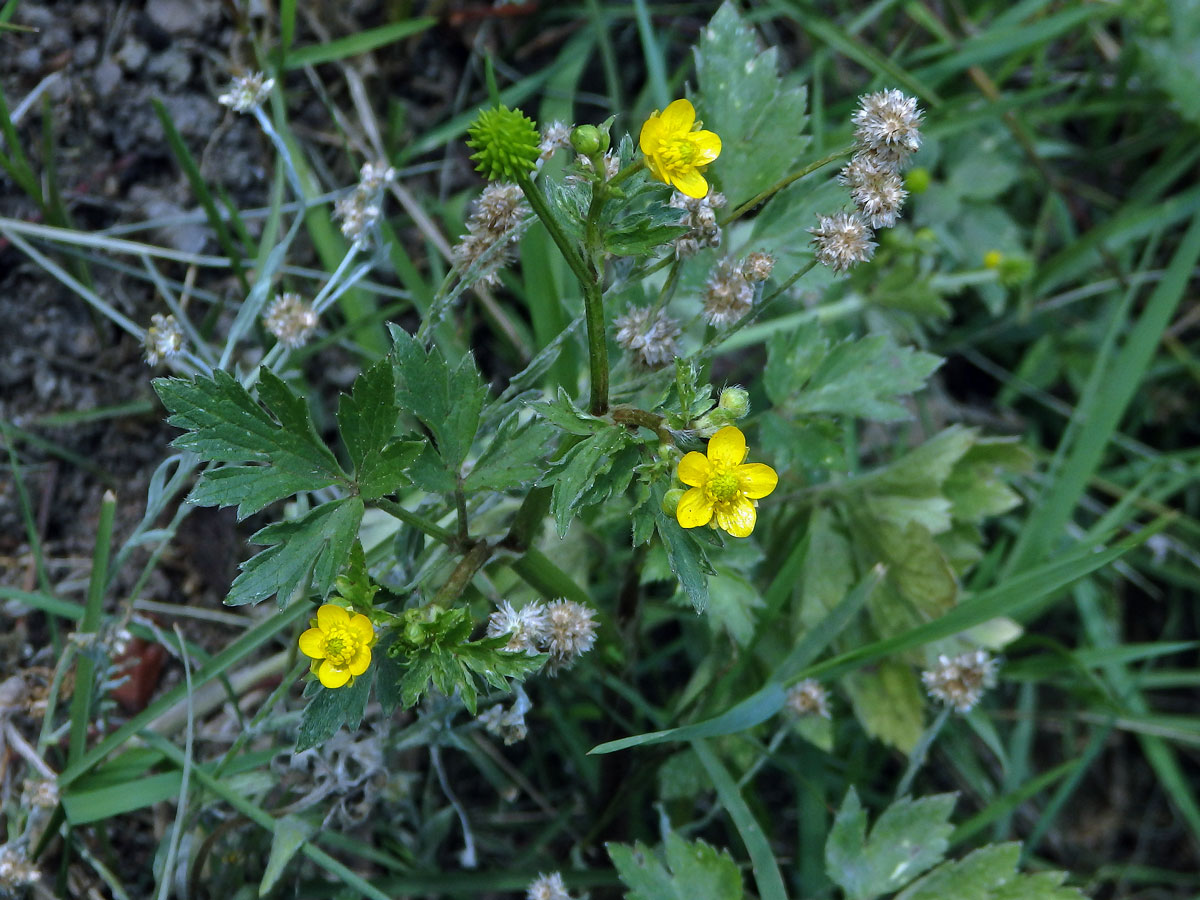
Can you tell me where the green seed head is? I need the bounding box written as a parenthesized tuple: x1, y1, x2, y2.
(467, 105, 540, 181)
(718, 386, 750, 419)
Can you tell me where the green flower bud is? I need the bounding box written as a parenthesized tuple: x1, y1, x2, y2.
(467, 105, 540, 181)
(718, 387, 750, 419)
(570, 125, 603, 156)
(905, 166, 932, 194)
(662, 488, 686, 516)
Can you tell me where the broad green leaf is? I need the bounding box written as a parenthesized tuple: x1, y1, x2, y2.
(851, 513, 959, 624)
(653, 484, 714, 612)
(389, 325, 488, 471)
(943, 438, 1033, 524)
(406, 443, 458, 494)
(463, 412, 555, 492)
(295, 667, 373, 752)
(800, 507, 856, 628)
(896, 843, 1083, 900)
(229, 497, 364, 607)
(260, 815, 317, 896)
(869, 426, 978, 497)
(826, 789, 956, 900)
(608, 832, 743, 900)
(843, 659, 926, 754)
(336, 358, 421, 499)
(545, 426, 632, 537)
(155, 367, 346, 492)
(695, 2, 809, 207)
(765, 323, 943, 422)
(707, 568, 763, 646)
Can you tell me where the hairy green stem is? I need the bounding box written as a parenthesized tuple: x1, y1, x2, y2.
(373, 498, 456, 546)
(723, 144, 856, 225)
(516, 169, 610, 415)
(430, 540, 492, 607)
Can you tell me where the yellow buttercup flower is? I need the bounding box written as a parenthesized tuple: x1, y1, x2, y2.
(299, 604, 376, 689)
(639, 98, 722, 199)
(675, 425, 777, 538)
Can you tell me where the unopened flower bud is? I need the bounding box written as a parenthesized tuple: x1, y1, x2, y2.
(718, 386, 750, 419)
(570, 125, 603, 156)
(661, 488, 686, 516)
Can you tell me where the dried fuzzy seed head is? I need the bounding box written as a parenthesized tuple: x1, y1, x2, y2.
(785, 679, 830, 718)
(486, 600, 548, 656)
(921, 650, 999, 713)
(217, 71, 274, 113)
(614, 305, 682, 369)
(741, 251, 775, 283)
(703, 257, 755, 327)
(0, 843, 40, 889)
(809, 211, 877, 272)
(144, 313, 184, 366)
(334, 190, 382, 247)
(451, 183, 530, 286)
(542, 599, 598, 674)
(473, 182, 527, 233)
(359, 161, 397, 191)
(840, 153, 908, 229)
(527, 872, 573, 900)
(852, 89, 923, 163)
(539, 121, 573, 160)
(467, 105, 541, 181)
(263, 292, 319, 349)
(669, 190, 725, 258)
(478, 688, 533, 745)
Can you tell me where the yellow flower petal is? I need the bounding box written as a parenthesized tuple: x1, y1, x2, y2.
(349, 613, 375, 645)
(317, 603, 349, 631)
(639, 112, 663, 156)
(715, 495, 757, 537)
(298, 627, 326, 660)
(676, 487, 714, 528)
(659, 98, 696, 134)
(348, 645, 372, 677)
(677, 451, 711, 487)
(671, 167, 709, 199)
(689, 130, 722, 165)
(707, 426, 747, 466)
(736, 463, 778, 500)
(644, 152, 668, 185)
(319, 660, 351, 689)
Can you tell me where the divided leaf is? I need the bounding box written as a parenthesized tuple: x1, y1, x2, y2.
(337, 358, 422, 500)
(544, 425, 633, 537)
(765, 323, 943, 422)
(464, 411, 555, 492)
(155, 368, 347, 518)
(608, 832, 743, 900)
(295, 667, 373, 752)
(694, 2, 809, 207)
(896, 843, 1084, 900)
(653, 483, 714, 612)
(826, 789, 956, 900)
(389, 325, 488, 471)
(228, 497, 364, 607)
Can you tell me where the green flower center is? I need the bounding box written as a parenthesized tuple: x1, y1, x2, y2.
(707, 469, 740, 502)
(322, 626, 359, 666)
(658, 137, 697, 171)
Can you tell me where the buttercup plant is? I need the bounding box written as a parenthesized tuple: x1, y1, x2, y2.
(8, 1, 1159, 896)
